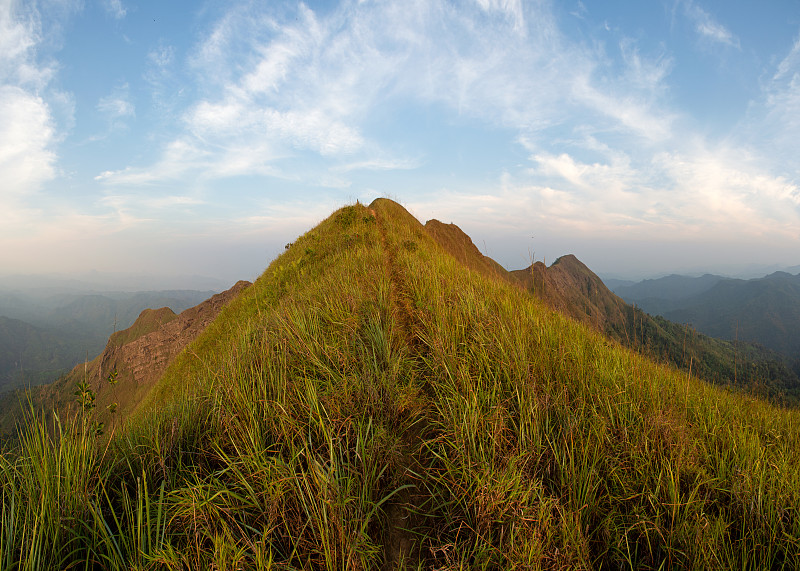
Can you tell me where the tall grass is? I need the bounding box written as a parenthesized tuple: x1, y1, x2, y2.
(0, 199, 798, 568)
(375, 197, 800, 568)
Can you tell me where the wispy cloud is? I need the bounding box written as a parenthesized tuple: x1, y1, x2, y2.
(520, 140, 800, 243)
(682, 1, 740, 49)
(734, 37, 800, 178)
(101, 0, 126, 19)
(0, 0, 58, 216)
(474, 0, 526, 34)
(97, 83, 135, 132)
(104, 0, 680, 189)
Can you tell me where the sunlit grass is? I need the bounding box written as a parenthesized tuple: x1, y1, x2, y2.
(0, 199, 798, 569)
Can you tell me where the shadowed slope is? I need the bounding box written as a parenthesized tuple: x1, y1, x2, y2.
(0, 316, 83, 391)
(663, 271, 800, 359)
(423, 219, 511, 282)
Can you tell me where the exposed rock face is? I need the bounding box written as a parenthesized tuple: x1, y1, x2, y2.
(96, 280, 251, 390)
(30, 280, 251, 427)
(512, 255, 630, 336)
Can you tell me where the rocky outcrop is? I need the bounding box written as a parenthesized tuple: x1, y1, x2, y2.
(512, 255, 630, 335)
(95, 280, 250, 390)
(29, 280, 251, 427)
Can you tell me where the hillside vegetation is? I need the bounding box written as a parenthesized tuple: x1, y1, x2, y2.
(423, 220, 799, 404)
(509, 257, 800, 405)
(1, 199, 799, 569)
(615, 272, 800, 364)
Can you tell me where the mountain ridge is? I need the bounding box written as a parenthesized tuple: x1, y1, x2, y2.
(2, 281, 250, 435)
(2, 199, 799, 569)
(421, 222, 799, 403)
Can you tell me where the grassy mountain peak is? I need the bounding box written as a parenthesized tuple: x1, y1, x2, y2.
(2, 199, 799, 569)
(108, 307, 177, 347)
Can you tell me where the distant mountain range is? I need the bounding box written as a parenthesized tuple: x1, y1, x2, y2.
(612, 272, 800, 364)
(612, 274, 726, 307)
(423, 221, 800, 404)
(0, 289, 216, 392)
(0, 272, 230, 292)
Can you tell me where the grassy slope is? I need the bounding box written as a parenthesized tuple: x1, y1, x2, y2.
(422, 220, 798, 404)
(510, 256, 800, 405)
(1, 199, 799, 569)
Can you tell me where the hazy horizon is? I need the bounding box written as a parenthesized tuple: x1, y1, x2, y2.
(0, 241, 798, 293)
(2, 0, 800, 282)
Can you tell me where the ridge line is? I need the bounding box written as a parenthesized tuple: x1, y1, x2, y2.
(372, 208, 425, 569)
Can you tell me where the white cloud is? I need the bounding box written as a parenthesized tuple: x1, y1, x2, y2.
(109, 0, 679, 188)
(682, 1, 740, 49)
(148, 44, 174, 69)
(408, 138, 800, 271)
(102, 192, 204, 214)
(333, 157, 422, 173)
(144, 43, 185, 117)
(95, 137, 212, 184)
(474, 0, 525, 34)
(0, 3, 37, 78)
(97, 83, 135, 129)
(0, 86, 56, 192)
(652, 148, 800, 238)
(102, 0, 126, 20)
(0, 0, 59, 214)
(521, 142, 800, 241)
(97, 95, 134, 118)
(619, 39, 672, 92)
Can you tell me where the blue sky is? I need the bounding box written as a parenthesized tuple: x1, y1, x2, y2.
(2, 0, 800, 284)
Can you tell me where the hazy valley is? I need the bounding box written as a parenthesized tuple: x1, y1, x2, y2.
(613, 272, 800, 375)
(0, 287, 216, 393)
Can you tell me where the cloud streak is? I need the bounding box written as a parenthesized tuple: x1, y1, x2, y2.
(4, 0, 800, 280)
(680, 1, 740, 49)
(0, 0, 59, 226)
(103, 0, 683, 189)
(102, 0, 126, 20)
